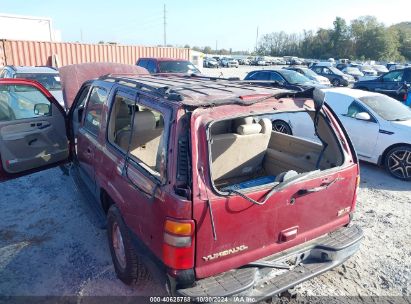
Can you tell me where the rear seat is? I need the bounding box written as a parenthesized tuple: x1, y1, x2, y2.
(116, 111, 164, 171)
(210, 118, 272, 181)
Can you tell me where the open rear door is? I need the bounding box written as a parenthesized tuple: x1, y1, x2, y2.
(0, 78, 69, 182)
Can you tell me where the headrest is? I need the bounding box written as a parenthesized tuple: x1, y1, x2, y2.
(117, 100, 130, 117)
(133, 110, 156, 132)
(259, 118, 272, 134)
(237, 123, 262, 135)
(234, 116, 254, 131)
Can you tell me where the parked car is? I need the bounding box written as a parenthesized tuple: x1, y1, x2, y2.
(0, 65, 64, 107)
(203, 57, 219, 68)
(285, 66, 331, 85)
(237, 58, 250, 65)
(342, 67, 364, 80)
(220, 58, 239, 68)
(353, 68, 411, 100)
(311, 65, 355, 87)
(244, 69, 328, 92)
(359, 65, 378, 77)
(269, 87, 411, 180)
(0, 65, 363, 299)
(136, 57, 201, 74)
(324, 88, 411, 180)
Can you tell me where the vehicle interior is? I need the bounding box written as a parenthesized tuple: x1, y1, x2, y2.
(107, 95, 165, 177)
(0, 84, 68, 174)
(208, 112, 344, 191)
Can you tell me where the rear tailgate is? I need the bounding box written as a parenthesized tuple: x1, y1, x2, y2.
(190, 106, 358, 279)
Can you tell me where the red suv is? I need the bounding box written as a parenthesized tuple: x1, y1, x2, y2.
(137, 57, 201, 75)
(0, 64, 362, 300)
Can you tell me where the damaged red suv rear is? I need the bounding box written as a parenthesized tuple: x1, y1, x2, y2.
(0, 65, 362, 300)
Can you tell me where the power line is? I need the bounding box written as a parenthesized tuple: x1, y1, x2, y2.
(163, 4, 167, 46)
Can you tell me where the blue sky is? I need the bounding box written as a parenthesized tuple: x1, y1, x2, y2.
(0, 0, 409, 51)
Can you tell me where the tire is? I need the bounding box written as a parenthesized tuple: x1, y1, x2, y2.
(107, 205, 150, 285)
(332, 78, 340, 87)
(358, 87, 369, 91)
(272, 120, 292, 135)
(384, 145, 411, 181)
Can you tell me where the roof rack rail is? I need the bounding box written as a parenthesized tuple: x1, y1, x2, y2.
(185, 74, 241, 81)
(99, 75, 185, 102)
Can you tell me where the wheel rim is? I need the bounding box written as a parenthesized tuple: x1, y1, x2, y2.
(332, 79, 339, 86)
(388, 149, 411, 179)
(273, 122, 290, 134)
(112, 222, 126, 269)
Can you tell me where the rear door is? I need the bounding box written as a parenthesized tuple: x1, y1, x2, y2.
(191, 106, 358, 279)
(376, 70, 404, 99)
(0, 79, 69, 182)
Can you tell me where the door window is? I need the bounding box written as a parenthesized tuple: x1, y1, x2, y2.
(323, 68, 333, 75)
(270, 72, 285, 82)
(249, 72, 270, 80)
(312, 67, 321, 74)
(345, 100, 375, 122)
(83, 87, 107, 136)
(146, 60, 157, 73)
(382, 70, 404, 82)
(0, 84, 52, 121)
(108, 94, 166, 178)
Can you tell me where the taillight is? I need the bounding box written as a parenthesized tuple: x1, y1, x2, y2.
(163, 219, 195, 270)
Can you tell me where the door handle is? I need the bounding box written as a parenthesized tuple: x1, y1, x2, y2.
(38, 124, 51, 130)
(295, 177, 343, 197)
(86, 147, 92, 154)
(28, 138, 38, 146)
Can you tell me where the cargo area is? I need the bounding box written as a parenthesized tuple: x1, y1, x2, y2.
(208, 111, 344, 191)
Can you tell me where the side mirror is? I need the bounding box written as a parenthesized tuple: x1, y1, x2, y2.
(34, 103, 51, 116)
(313, 88, 325, 112)
(355, 112, 371, 121)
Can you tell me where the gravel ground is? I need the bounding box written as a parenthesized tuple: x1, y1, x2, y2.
(0, 67, 409, 302)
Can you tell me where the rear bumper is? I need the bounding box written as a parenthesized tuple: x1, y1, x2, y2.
(177, 225, 363, 301)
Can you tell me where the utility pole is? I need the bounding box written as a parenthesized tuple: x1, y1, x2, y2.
(215, 40, 218, 53)
(255, 26, 259, 53)
(80, 29, 83, 42)
(163, 4, 167, 46)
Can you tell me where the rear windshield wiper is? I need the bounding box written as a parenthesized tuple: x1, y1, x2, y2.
(223, 170, 320, 206)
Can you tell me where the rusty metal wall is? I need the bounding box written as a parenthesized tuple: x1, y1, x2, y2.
(0, 39, 190, 67)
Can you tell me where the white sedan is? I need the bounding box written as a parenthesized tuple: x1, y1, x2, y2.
(269, 88, 411, 180)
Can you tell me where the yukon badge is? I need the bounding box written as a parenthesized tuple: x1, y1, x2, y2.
(202, 245, 249, 262)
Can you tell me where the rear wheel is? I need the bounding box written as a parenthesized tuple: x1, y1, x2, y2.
(384, 145, 411, 181)
(107, 205, 150, 285)
(332, 78, 340, 86)
(272, 120, 292, 135)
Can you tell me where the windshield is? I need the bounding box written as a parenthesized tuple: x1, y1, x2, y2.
(158, 61, 200, 74)
(359, 95, 411, 121)
(280, 70, 312, 84)
(329, 67, 344, 75)
(15, 73, 61, 91)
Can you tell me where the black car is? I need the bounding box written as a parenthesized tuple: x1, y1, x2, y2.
(353, 68, 411, 100)
(310, 65, 355, 87)
(243, 69, 327, 93)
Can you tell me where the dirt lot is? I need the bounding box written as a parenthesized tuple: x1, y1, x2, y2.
(0, 67, 410, 302)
